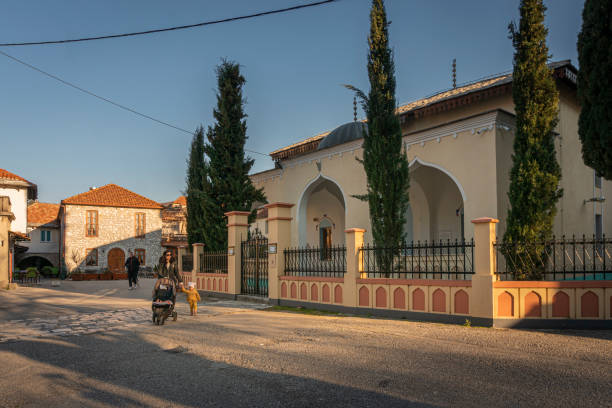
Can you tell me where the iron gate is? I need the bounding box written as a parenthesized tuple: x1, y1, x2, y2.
(241, 235, 268, 296)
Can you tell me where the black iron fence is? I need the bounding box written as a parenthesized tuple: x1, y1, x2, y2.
(284, 245, 346, 278)
(199, 251, 228, 274)
(181, 254, 193, 272)
(494, 235, 612, 281)
(360, 239, 475, 279)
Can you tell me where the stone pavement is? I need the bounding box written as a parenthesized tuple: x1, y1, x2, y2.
(0, 279, 268, 343)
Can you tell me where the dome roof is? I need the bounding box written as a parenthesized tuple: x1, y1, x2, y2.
(317, 122, 367, 151)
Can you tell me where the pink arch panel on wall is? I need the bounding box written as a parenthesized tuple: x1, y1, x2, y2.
(375, 287, 387, 308)
(552, 291, 570, 317)
(359, 286, 369, 306)
(322, 284, 331, 302)
(432, 289, 446, 313)
(524, 291, 541, 317)
(581, 291, 599, 318)
(393, 288, 405, 309)
(454, 290, 469, 314)
(290, 283, 297, 299)
(498, 291, 514, 317)
(300, 283, 307, 300)
(311, 284, 318, 301)
(334, 285, 342, 304)
(281, 282, 287, 298)
(412, 288, 425, 311)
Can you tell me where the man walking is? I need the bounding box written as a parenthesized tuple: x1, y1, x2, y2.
(125, 250, 140, 290)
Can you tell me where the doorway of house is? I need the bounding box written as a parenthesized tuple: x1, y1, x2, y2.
(107, 248, 125, 273)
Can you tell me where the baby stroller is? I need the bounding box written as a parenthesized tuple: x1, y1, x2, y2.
(152, 278, 178, 325)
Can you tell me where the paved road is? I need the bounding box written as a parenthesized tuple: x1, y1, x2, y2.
(0, 280, 610, 407)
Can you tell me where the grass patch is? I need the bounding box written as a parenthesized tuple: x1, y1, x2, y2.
(266, 305, 343, 316)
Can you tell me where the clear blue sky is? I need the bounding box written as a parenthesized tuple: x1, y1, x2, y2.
(0, 0, 584, 204)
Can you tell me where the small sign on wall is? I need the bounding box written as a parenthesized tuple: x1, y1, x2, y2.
(228, 246, 235, 256)
(268, 243, 277, 254)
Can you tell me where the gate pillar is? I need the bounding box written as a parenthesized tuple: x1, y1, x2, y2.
(225, 211, 250, 296)
(0, 197, 15, 288)
(265, 203, 294, 303)
(470, 217, 498, 322)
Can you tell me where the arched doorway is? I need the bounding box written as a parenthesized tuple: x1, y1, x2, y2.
(406, 159, 465, 242)
(298, 175, 346, 247)
(107, 248, 125, 273)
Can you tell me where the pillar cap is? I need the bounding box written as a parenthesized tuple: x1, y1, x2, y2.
(345, 228, 366, 233)
(224, 211, 251, 217)
(192, 243, 205, 247)
(264, 202, 294, 209)
(471, 217, 499, 224)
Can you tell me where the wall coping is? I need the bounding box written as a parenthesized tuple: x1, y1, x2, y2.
(224, 211, 251, 216)
(471, 217, 499, 224)
(279, 276, 344, 283)
(493, 280, 612, 288)
(264, 202, 295, 209)
(356, 278, 472, 287)
(195, 273, 229, 278)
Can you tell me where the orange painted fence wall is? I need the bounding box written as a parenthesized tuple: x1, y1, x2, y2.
(493, 281, 612, 320)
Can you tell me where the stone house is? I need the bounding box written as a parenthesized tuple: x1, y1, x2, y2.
(60, 184, 163, 273)
(18, 202, 61, 269)
(252, 61, 611, 248)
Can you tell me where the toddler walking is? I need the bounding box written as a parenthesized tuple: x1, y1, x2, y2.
(181, 282, 201, 315)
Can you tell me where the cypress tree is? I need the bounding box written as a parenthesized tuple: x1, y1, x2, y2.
(577, 0, 612, 179)
(186, 126, 206, 246)
(348, 0, 410, 272)
(202, 60, 265, 250)
(504, 0, 562, 280)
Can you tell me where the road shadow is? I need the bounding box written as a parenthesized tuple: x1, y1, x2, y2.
(0, 331, 432, 408)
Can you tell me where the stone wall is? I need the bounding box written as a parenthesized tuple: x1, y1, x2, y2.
(63, 205, 162, 271)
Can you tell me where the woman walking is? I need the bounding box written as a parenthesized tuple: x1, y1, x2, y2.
(157, 250, 183, 288)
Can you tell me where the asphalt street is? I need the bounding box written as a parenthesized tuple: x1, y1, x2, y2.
(0, 279, 610, 407)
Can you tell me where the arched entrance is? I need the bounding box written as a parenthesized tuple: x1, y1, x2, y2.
(298, 175, 346, 247)
(107, 248, 125, 272)
(406, 159, 465, 242)
(17, 256, 53, 270)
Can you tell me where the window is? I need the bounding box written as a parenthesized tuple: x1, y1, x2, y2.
(86, 248, 98, 266)
(86, 210, 98, 237)
(135, 249, 146, 265)
(40, 230, 51, 242)
(135, 213, 146, 238)
(319, 219, 333, 260)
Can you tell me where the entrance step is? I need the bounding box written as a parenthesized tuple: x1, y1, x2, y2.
(236, 295, 270, 304)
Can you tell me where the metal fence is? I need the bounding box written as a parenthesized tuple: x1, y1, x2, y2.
(360, 239, 475, 279)
(494, 235, 612, 281)
(284, 245, 346, 278)
(199, 251, 228, 274)
(181, 254, 193, 272)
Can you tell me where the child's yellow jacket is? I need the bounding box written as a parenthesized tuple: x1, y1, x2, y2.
(181, 287, 201, 303)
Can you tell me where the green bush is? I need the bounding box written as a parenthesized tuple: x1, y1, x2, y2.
(26, 267, 38, 274)
(41, 266, 59, 277)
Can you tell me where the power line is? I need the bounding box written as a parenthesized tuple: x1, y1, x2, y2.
(0, 49, 270, 157)
(0, 0, 338, 47)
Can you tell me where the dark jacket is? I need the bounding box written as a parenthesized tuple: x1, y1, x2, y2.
(125, 256, 140, 273)
(157, 261, 182, 285)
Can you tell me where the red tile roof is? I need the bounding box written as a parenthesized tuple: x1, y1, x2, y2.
(173, 196, 186, 206)
(62, 184, 162, 209)
(28, 202, 60, 226)
(0, 169, 34, 185)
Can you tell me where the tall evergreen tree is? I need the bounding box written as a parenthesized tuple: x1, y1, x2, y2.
(186, 126, 207, 246)
(348, 0, 409, 272)
(577, 0, 612, 179)
(504, 0, 562, 280)
(202, 60, 265, 250)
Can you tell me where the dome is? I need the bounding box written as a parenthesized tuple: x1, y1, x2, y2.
(317, 122, 367, 151)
